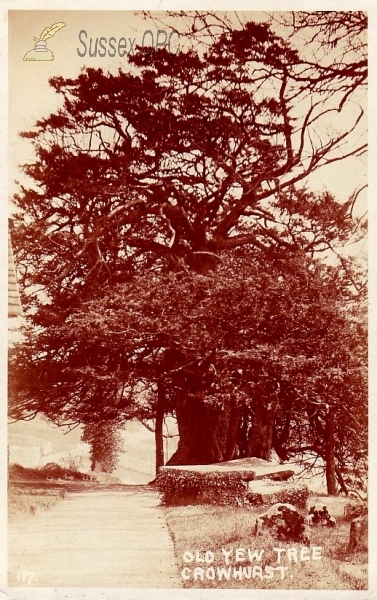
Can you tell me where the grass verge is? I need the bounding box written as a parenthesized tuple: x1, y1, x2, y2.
(8, 463, 88, 520)
(8, 483, 66, 520)
(164, 503, 367, 590)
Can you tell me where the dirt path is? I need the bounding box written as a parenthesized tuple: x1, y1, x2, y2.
(8, 486, 181, 588)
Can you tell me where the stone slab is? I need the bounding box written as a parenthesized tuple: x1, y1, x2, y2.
(163, 457, 299, 481)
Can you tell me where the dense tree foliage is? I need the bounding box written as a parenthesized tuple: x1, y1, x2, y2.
(9, 248, 367, 489)
(9, 13, 367, 492)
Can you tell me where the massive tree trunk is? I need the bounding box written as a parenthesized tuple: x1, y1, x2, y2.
(168, 393, 278, 466)
(325, 406, 337, 495)
(237, 407, 250, 458)
(155, 381, 165, 473)
(224, 407, 240, 460)
(167, 392, 234, 465)
(247, 400, 275, 460)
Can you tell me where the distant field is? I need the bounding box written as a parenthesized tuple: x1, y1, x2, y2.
(8, 417, 83, 453)
(8, 417, 165, 482)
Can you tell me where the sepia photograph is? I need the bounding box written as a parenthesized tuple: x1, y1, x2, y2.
(4, 6, 373, 598)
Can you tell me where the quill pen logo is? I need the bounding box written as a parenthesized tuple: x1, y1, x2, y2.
(23, 22, 66, 61)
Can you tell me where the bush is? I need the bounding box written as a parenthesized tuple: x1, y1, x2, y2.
(8, 462, 90, 482)
(156, 468, 254, 506)
(9, 464, 45, 481)
(43, 463, 90, 480)
(59, 453, 82, 472)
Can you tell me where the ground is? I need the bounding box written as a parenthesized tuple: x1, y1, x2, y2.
(163, 499, 368, 590)
(8, 478, 367, 591)
(8, 482, 180, 588)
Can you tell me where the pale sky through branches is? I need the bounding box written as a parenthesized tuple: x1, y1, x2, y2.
(9, 9, 367, 230)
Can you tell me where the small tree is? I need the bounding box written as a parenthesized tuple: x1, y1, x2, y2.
(82, 421, 124, 473)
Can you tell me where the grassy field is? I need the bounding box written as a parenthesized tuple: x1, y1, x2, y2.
(8, 463, 89, 520)
(8, 484, 67, 520)
(8, 464, 132, 520)
(164, 503, 368, 590)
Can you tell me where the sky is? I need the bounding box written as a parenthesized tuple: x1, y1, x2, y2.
(8, 10, 367, 217)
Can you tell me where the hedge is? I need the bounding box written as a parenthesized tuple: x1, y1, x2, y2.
(156, 468, 254, 506)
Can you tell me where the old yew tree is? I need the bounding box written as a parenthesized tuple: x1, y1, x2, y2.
(9, 15, 367, 494)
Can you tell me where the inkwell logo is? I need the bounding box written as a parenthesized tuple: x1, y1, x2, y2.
(23, 22, 66, 61)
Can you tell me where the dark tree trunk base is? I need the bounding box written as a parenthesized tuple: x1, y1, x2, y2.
(167, 395, 231, 465)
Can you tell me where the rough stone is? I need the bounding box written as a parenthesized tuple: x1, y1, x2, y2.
(308, 503, 336, 527)
(248, 480, 287, 496)
(348, 513, 368, 551)
(257, 469, 295, 481)
(91, 472, 122, 484)
(307, 495, 360, 518)
(255, 503, 309, 543)
(344, 502, 367, 521)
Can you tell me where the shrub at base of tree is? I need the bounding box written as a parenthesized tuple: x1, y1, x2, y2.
(157, 467, 310, 509)
(156, 468, 254, 506)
